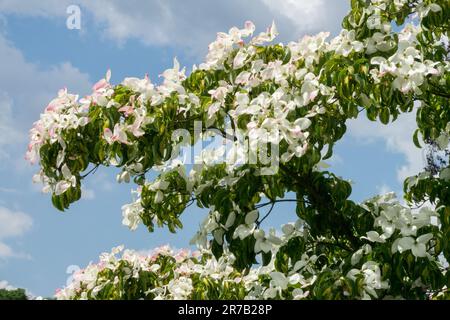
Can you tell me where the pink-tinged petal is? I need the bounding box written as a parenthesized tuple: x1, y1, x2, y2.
(309, 90, 318, 102)
(105, 69, 111, 82)
(428, 68, 439, 75)
(25, 150, 37, 164)
(55, 180, 71, 195)
(117, 131, 129, 144)
(93, 79, 107, 91)
(45, 104, 56, 112)
(113, 124, 130, 145)
(119, 105, 134, 116)
(58, 87, 67, 97)
(103, 128, 113, 144)
(244, 21, 255, 33)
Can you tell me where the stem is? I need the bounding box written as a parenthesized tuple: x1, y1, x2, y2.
(255, 198, 310, 209)
(80, 164, 100, 179)
(257, 202, 275, 226)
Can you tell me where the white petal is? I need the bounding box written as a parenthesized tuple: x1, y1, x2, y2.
(154, 190, 164, 204)
(391, 238, 400, 254)
(365, 231, 385, 243)
(416, 233, 433, 244)
(245, 210, 258, 225)
(55, 180, 71, 195)
(270, 272, 288, 290)
(294, 118, 312, 130)
(225, 211, 236, 229)
(61, 164, 72, 180)
(351, 249, 363, 265)
(213, 229, 224, 245)
(105, 69, 111, 82)
(397, 237, 415, 252)
(411, 243, 426, 258)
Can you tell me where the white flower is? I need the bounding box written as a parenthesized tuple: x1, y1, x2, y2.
(416, 3, 442, 18)
(330, 29, 364, 57)
(362, 230, 387, 243)
(121, 201, 143, 231)
(103, 124, 130, 145)
(361, 261, 389, 298)
(254, 229, 272, 253)
(270, 272, 288, 290)
(392, 233, 433, 257)
(167, 276, 193, 300)
(233, 223, 255, 240)
(351, 244, 372, 265)
(366, 32, 393, 54)
(233, 49, 249, 69)
(292, 288, 309, 300)
(148, 179, 170, 191)
(235, 71, 251, 85)
(367, 13, 382, 30)
(117, 170, 131, 183)
(55, 164, 77, 195)
(251, 21, 278, 45)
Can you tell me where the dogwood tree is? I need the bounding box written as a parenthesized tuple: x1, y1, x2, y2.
(28, 0, 449, 300)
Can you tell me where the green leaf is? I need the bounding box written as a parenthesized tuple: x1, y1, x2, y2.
(379, 108, 390, 124)
(413, 129, 422, 148)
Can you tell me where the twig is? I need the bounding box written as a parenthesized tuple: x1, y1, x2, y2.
(80, 164, 100, 179)
(257, 202, 275, 226)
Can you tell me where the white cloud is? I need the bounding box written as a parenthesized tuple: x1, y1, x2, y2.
(347, 110, 426, 184)
(0, 0, 68, 17)
(0, 207, 32, 238)
(81, 187, 95, 200)
(0, 242, 14, 257)
(376, 183, 394, 195)
(0, 32, 91, 123)
(0, 279, 16, 290)
(0, 0, 349, 55)
(0, 31, 91, 170)
(0, 187, 18, 193)
(89, 170, 116, 192)
(0, 279, 37, 298)
(0, 94, 23, 159)
(261, 0, 347, 35)
(327, 153, 344, 166)
(0, 206, 32, 259)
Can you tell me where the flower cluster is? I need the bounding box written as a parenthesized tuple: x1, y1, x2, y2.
(29, 0, 449, 300)
(370, 24, 440, 94)
(56, 245, 262, 300)
(361, 193, 438, 257)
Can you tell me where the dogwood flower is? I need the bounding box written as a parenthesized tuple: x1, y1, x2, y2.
(254, 229, 272, 253)
(391, 233, 433, 257)
(54, 164, 77, 195)
(362, 231, 387, 243)
(251, 21, 278, 45)
(233, 223, 256, 240)
(233, 49, 249, 69)
(103, 124, 130, 145)
(330, 29, 364, 57)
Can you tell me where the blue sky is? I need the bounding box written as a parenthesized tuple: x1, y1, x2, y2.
(0, 0, 426, 297)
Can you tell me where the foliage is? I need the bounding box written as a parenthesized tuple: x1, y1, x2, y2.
(0, 288, 28, 300)
(28, 0, 449, 300)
